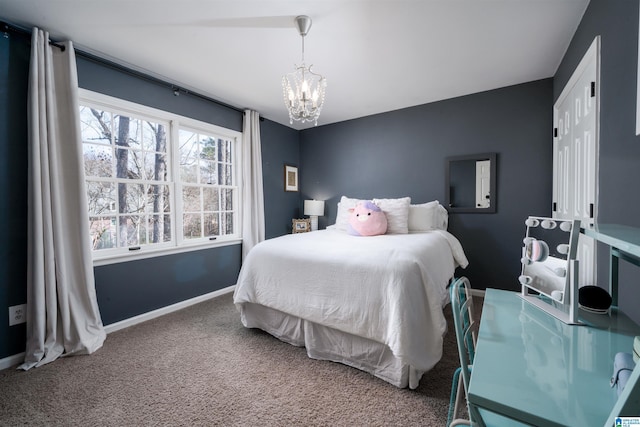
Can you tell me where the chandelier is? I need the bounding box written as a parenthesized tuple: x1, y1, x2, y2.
(282, 15, 327, 126)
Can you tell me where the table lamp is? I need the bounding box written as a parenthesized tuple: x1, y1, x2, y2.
(304, 199, 325, 231)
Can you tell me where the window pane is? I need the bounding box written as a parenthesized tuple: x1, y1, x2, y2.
(149, 214, 171, 243)
(129, 150, 143, 178)
(203, 187, 219, 212)
(223, 188, 233, 210)
(84, 144, 113, 178)
(183, 213, 202, 239)
(227, 139, 233, 163)
(114, 147, 128, 179)
(223, 164, 232, 185)
(90, 217, 116, 250)
(119, 215, 143, 247)
(137, 217, 148, 245)
(181, 161, 197, 183)
(179, 130, 199, 183)
(121, 183, 145, 214)
(200, 160, 217, 185)
(87, 181, 116, 215)
(114, 115, 133, 148)
(200, 136, 217, 184)
(80, 107, 111, 145)
(204, 213, 219, 236)
(127, 118, 141, 149)
(144, 152, 167, 181)
(200, 137, 217, 161)
(218, 139, 228, 162)
(144, 122, 166, 153)
(144, 122, 168, 181)
(222, 212, 234, 235)
(182, 186, 201, 213)
(147, 184, 170, 214)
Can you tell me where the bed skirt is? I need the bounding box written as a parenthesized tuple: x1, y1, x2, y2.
(238, 302, 425, 389)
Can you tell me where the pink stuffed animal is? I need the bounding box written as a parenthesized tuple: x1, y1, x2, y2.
(347, 201, 388, 236)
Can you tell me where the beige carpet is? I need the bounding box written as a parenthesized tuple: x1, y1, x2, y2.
(0, 292, 466, 426)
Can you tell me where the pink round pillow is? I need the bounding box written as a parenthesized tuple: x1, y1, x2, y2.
(347, 201, 388, 236)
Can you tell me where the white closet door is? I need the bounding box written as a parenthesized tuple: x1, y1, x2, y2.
(553, 36, 599, 286)
(554, 98, 572, 220)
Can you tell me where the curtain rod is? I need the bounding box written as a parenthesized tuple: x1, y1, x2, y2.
(2, 20, 65, 51)
(1, 20, 247, 116)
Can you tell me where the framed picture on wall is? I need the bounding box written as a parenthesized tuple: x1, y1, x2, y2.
(284, 165, 298, 192)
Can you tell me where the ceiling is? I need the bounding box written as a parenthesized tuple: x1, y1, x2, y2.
(0, 0, 589, 130)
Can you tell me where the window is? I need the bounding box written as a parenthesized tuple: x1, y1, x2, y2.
(79, 90, 242, 263)
(178, 127, 236, 240)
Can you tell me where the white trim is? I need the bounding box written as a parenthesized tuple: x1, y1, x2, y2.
(104, 285, 235, 334)
(1, 286, 236, 371)
(0, 352, 25, 371)
(93, 238, 241, 266)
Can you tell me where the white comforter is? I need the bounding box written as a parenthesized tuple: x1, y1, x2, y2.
(233, 229, 468, 373)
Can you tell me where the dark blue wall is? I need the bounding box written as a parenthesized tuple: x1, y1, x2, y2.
(300, 79, 554, 290)
(95, 245, 242, 324)
(259, 119, 302, 238)
(0, 30, 29, 360)
(555, 0, 640, 324)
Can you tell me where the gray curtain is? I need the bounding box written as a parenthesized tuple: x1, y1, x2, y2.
(241, 110, 265, 261)
(20, 28, 106, 370)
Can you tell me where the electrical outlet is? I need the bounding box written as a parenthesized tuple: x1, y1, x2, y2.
(9, 304, 26, 326)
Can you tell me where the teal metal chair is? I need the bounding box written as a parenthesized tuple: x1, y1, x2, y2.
(447, 277, 477, 426)
(448, 277, 531, 427)
(447, 277, 478, 426)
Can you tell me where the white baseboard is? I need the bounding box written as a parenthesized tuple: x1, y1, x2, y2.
(0, 285, 235, 371)
(0, 352, 25, 371)
(104, 285, 235, 334)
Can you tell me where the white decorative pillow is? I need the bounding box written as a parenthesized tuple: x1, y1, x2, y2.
(334, 196, 363, 231)
(372, 197, 411, 234)
(437, 203, 449, 230)
(409, 200, 448, 231)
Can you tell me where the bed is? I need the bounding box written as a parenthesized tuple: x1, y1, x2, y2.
(233, 198, 468, 389)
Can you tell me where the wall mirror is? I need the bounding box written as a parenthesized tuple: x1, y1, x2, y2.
(445, 153, 496, 213)
(519, 216, 581, 324)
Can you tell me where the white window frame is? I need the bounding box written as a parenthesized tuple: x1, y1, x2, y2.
(79, 89, 243, 266)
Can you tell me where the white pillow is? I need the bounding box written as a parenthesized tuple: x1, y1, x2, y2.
(409, 200, 448, 231)
(372, 197, 411, 234)
(334, 196, 363, 231)
(437, 203, 449, 230)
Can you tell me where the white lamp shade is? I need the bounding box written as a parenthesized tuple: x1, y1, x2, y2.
(304, 200, 325, 216)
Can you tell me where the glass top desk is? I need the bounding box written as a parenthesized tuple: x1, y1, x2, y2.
(468, 288, 640, 427)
